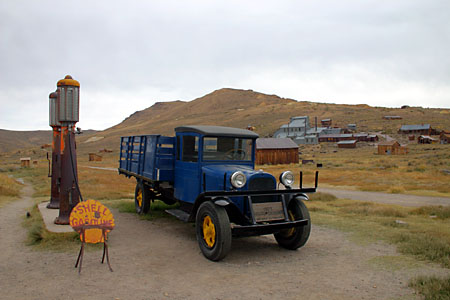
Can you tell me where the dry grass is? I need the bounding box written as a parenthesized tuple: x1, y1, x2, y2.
(0, 172, 23, 207)
(409, 275, 450, 300)
(0, 173, 22, 197)
(307, 194, 450, 268)
(23, 204, 81, 251)
(260, 143, 450, 197)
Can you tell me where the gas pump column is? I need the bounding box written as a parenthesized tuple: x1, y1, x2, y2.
(47, 91, 61, 209)
(54, 75, 81, 225)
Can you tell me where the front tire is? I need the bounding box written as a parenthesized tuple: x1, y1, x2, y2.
(274, 198, 311, 250)
(196, 201, 232, 261)
(134, 181, 151, 214)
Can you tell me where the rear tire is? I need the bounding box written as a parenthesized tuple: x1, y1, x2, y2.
(134, 181, 151, 214)
(196, 201, 232, 261)
(274, 198, 311, 250)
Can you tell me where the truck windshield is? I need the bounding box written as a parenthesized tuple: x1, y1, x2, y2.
(203, 137, 253, 161)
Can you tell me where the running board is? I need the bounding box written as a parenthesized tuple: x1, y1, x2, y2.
(165, 209, 190, 222)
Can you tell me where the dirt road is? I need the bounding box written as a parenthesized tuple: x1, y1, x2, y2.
(81, 165, 450, 207)
(1, 183, 448, 300)
(318, 187, 450, 207)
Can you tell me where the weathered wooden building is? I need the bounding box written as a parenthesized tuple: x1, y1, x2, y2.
(89, 153, 103, 161)
(440, 131, 450, 144)
(399, 124, 433, 135)
(418, 135, 439, 144)
(377, 141, 408, 155)
(337, 140, 357, 149)
(383, 116, 402, 120)
(256, 138, 299, 165)
(318, 134, 353, 143)
(353, 133, 379, 142)
(20, 157, 31, 168)
(321, 118, 332, 127)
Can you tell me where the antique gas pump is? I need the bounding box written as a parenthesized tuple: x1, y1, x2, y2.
(53, 75, 81, 225)
(47, 91, 61, 209)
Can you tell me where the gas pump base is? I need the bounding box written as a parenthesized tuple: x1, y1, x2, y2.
(46, 197, 60, 209)
(54, 216, 70, 225)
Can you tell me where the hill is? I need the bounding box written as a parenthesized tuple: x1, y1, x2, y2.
(78, 88, 450, 151)
(0, 130, 52, 153)
(0, 129, 97, 153)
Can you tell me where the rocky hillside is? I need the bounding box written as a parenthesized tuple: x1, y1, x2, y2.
(2, 88, 449, 154)
(77, 88, 450, 152)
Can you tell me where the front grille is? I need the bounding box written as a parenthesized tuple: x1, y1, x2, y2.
(248, 177, 276, 190)
(248, 177, 277, 203)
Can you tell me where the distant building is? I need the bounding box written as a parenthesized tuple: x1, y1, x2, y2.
(377, 141, 408, 155)
(321, 118, 332, 127)
(256, 138, 299, 165)
(274, 116, 345, 145)
(337, 140, 358, 149)
(418, 135, 439, 144)
(89, 153, 103, 161)
(383, 116, 402, 120)
(347, 124, 357, 131)
(20, 157, 31, 168)
(440, 131, 450, 144)
(352, 133, 379, 142)
(399, 124, 432, 135)
(318, 134, 353, 143)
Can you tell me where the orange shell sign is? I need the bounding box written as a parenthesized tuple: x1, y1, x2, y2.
(70, 199, 115, 244)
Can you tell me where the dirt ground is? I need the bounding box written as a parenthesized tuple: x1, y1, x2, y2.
(1, 184, 449, 300)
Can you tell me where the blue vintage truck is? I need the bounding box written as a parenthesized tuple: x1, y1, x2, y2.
(119, 125, 318, 261)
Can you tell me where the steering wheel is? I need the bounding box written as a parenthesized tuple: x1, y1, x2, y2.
(225, 149, 246, 160)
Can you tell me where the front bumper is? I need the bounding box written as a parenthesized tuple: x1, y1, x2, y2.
(231, 218, 308, 237)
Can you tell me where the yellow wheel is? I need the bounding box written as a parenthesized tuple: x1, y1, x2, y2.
(274, 198, 311, 250)
(202, 216, 216, 248)
(134, 182, 151, 214)
(284, 211, 296, 237)
(196, 201, 232, 261)
(137, 189, 143, 207)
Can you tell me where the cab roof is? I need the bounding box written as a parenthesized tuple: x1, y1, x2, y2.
(175, 125, 259, 138)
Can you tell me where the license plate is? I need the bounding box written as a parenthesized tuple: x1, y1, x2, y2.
(252, 202, 285, 222)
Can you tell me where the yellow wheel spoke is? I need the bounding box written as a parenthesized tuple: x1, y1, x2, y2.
(202, 216, 216, 248)
(285, 210, 296, 237)
(137, 189, 143, 207)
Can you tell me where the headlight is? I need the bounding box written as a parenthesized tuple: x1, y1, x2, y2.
(280, 171, 294, 187)
(230, 171, 246, 188)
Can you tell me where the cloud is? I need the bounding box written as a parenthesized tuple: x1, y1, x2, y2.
(0, 0, 449, 130)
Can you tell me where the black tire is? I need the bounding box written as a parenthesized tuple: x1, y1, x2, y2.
(274, 198, 311, 250)
(134, 181, 151, 214)
(196, 201, 232, 261)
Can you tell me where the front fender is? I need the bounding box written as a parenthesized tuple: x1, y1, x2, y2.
(188, 195, 249, 224)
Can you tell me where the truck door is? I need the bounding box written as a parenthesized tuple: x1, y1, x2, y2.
(174, 134, 201, 204)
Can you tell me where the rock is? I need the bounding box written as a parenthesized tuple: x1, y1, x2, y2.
(395, 220, 408, 225)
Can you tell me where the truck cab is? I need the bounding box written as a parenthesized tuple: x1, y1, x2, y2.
(119, 125, 317, 261)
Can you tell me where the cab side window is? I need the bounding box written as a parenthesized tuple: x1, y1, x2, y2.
(182, 135, 199, 162)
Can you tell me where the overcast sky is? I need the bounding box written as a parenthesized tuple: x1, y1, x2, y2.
(1, 0, 449, 131)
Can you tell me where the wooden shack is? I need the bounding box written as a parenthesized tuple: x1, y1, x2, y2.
(337, 140, 357, 149)
(418, 135, 438, 144)
(256, 138, 299, 165)
(377, 141, 408, 155)
(318, 134, 353, 143)
(89, 153, 103, 161)
(383, 116, 402, 120)
(321, 118, 332, 127)
(440, 131, 450, 144)
(20, 157, 31, 168)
